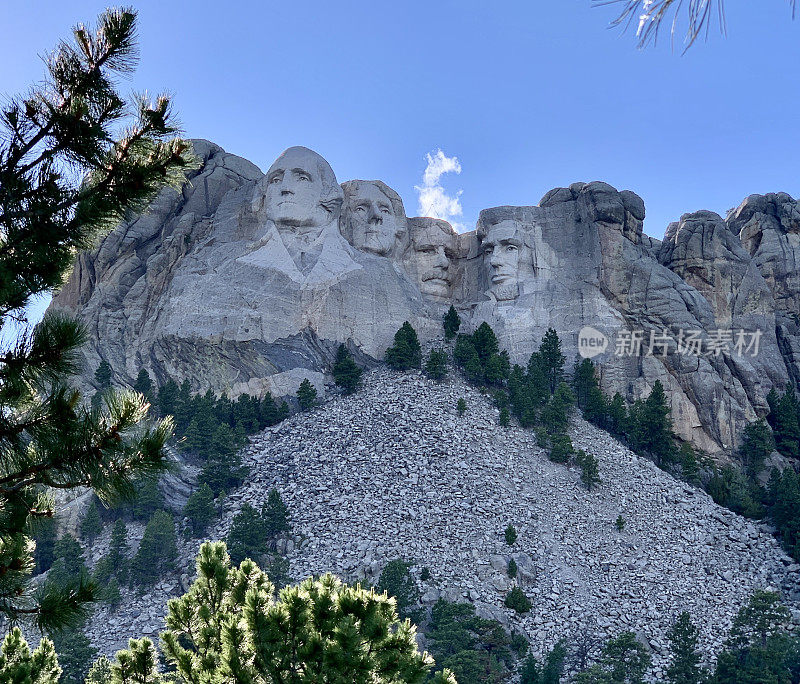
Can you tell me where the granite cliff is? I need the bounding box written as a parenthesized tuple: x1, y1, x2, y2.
(51, 141, 800, 455)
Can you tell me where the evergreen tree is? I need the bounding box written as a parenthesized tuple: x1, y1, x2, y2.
(94, 360, 112, 390)
(740, 418, 775, 478)
(507, 558, 518, 578)
(630, 381, 676, 466)
(296, 378, 317, 411)
(110, 638, 163, 684)
(385, 321, 423, 370)
(94, 519, 129, 587)
(505, 586, 532, 613)
(665, 611, 706, 684)
(146, 542, 455, 684)
(101, 577, 122, 608)
(678, 442, 700, 482)
(572, 357, 598, 408)
(156, 378, 179, 418)
(575, 631, 651, 684)
(182, 398, 218, 458)
(549, 433, 575, 464)
(34, 517, 57, 575)
(133, 369, 154, 405)
(47, 535, 89, 591)
(198, 423, 248, 497)
(770, 386, 800, 458)
(377, 559, 421, 621)
(541, 382, 575, 436)
(183, 483, 216, 537)
(606, 393, 628, 438)
(80, 501, 103, 545)
(332, 343, 362, 394)
(457, 397, 467, 415)
(577, 450, 601, 490)
(768, 468, 800, 559)
(262, 488, 290, 537)
(472, 322, 500, 364)
(425, 349, 449, 381)
(0, 628, 61, 682)
(130, 510, 177, 587)
(85, 655, 113, 684)
(443, 305, 462, 340)
(615, 515, 626, 532)
(499, 407, 510, 426)
(226, 503, 269, 566)
(539, 328, 566, 394)
(505, 524, 518, 545)
(51, 625, 97, 684)
(0, 12, 189, 629)
(131, 476, 164, 521)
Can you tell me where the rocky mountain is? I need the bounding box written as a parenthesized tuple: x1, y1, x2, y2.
(50, 141, 800, 456)
(80, 367, 800, 679)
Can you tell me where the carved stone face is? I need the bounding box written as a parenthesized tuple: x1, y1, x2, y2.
(483, 220, 525, 301)
(264, 147, 338, 233)
(412, 223, 456, 298)
(345, 181, 407, 257)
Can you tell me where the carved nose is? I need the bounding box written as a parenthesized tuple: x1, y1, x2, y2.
(435, 250, 449, 268)
(368, 205, 383, 224)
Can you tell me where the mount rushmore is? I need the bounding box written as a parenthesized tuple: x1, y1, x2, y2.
(51, 141, 800, 456)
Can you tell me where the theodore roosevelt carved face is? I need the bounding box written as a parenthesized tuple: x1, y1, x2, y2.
(342, 180, 408, 258)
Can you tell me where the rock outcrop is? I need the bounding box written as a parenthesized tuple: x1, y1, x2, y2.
(50, 142, 800, 455)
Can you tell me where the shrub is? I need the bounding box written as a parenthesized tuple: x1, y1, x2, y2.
(507, 558, 518, 578)
(549, 433, 574, 464)
(505, 586, 532, 613)
(443, 305, 461, 340)
(505, 525, 517, 545)
(615, 515, 626, 532)
(576, 449, 601, 490)
(420, 567, 431, 582)
(457, 398, 467, 415)
(499, 407, 510, 426)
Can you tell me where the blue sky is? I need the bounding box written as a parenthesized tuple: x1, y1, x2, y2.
(2, 0, 798, 240)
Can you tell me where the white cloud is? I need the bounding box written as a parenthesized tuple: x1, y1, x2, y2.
(415, 149, 465, 232)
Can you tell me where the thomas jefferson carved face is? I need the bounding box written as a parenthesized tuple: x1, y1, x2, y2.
(411, 221, 457, 298)
(483, 220, 526, 301)
(343, 181, 408, 257)
(263, 147, 341, 234)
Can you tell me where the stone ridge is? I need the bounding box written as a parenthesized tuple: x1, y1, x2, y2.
(79, 368, 800, 678)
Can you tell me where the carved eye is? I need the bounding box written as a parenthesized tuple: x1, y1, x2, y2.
(298, 174, 311, 182)
(506, 245, 518, 252)
(380, 206, 391, 215)
(269, 175, 281, 184)
(355, 205, 366, 213)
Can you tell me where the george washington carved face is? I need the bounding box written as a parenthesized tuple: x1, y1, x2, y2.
(342, 180, 408, 258)
(410, 220, 457, 298)
(260, 146, 342, 236)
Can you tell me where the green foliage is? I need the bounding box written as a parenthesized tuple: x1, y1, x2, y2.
(130, 476, 164, 522)
(420, 567, 431, 581)
(504, 586, 532, 613)
(679, 442, 700, 482)
(198, 422, 249, 496)
(453, 324, 509, 387)
(615, 515, 626, 532)
(85, 655, 112, 684)
(707, 466, 764, 519)
(505, 524, 517, 545)
(183, 483, 216, 537)
(539, 328, 566, 394)
(457, 397, 467, 415)
(151, 541, 452, 684)
(225, 491, 289, 567)
(332, 343, 362, 394)
(767, 386, 800, 459)
(386, 321, 423, 370)
(499, 407, 510, 426)
(507, 558, 517, 578)
(296, 378, 317, 411)
(94, 360, 112, 390)
(519, 639, 566, 684)
(549, 433, 575, 464)
(111, 638, 164, 684)
(377, 559, 421, 621)
(713, 590, 799, 684)
(34, 517, 57, 575)
(540, 382, 575, 436)
(51, 624, 97, 684)
(0, 15, 192, 628)
(0, 627, 61, 682)
(426, 598, 520, 683)
(577, 449, 601, 490)
(425, 348, 449, 381)
(80, 501, 103, 544)
(101, 577, 122, 608)
(767, 467, 800, 560)
(572, 357, 609, 428)
(47, 534, 89, 591)
(627, 381, 676, 466)
(740, 419, 775, 478)
(575, 631, 652, 684)
(665, 611, 706, 684)
(130, 510, 177, 587)
(133, 369, 154, 404)
(443, 305, 462, 340)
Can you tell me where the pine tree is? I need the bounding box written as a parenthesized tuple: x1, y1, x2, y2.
(183, 483, 216, 537)
(499, 407, 510, 426)
(505, 524, 518, 545)
(0, 6, 192, 630)
(539, 328, 566, 394)
(607, 392, 628, 437)
(146, 542, 454, 684)
(0, 628, 61, 682)
(85, 655, 113, 684)
(678, 442, 700, 482)
(457, 397, 467, 415)
(443, 305, 462, 340)
(332, 343, 362, 394)
(296, 378, 317, 411)
(226, 503, 269, 566)
(665, 611, 706, 684)
(94, 360, 112, 390)
(377, 559, 421, 621)
(576, 450, 601, 490)
(34, 517, 58, 575)
(80, 501, 103, 544)
(472, 322, 500, 364)
(130, 510, 177, 587)
(133, 369, 154, 405)
(425, 349, 449, 381)
(199, 422, 248, 496)
(262, 488, 290, 537)
(740, 418, 774, 478)
(110, 638, 163, 684)
(51, 625, 97, 684)
(385, 321, 422, 370)
(157, 378, 179, 418)
(633, 380, 676, 466)
(771, 386, 800, 458)
(131, 476, 164, 521)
